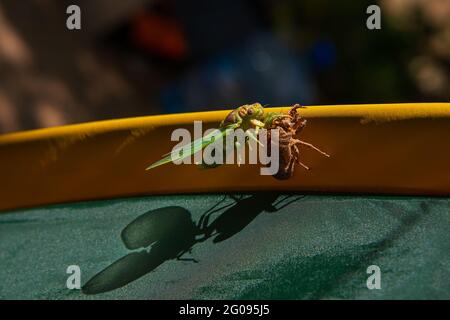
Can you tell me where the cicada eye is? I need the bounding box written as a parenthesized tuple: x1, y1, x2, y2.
(247, 108, 254, 115)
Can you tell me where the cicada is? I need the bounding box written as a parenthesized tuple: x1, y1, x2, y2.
(146, 103, 329, 178)
(146, 103, 267, 170)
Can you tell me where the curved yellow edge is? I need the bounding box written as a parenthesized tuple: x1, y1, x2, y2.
(1, 103, 450, 211)
(3, 103, 450, 144)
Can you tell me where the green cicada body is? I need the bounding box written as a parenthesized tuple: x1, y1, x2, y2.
(147, 103, 268, 170)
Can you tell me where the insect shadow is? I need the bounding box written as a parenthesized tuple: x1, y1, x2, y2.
(82, 193, 303, 295)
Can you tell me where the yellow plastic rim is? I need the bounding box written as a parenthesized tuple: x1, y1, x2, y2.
(1, 103, 450, 211)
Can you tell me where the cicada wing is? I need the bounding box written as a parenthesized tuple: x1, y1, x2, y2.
(146, 124, 239, 170)
(198, 129, 236, 169)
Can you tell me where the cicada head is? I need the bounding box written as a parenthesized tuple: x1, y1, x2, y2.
(244, 103, 265, 121)
(235, 103, 265, 122)
(221, 103, 265, 127)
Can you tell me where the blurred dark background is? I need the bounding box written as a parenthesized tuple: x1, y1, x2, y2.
(0, 0, 448, 133)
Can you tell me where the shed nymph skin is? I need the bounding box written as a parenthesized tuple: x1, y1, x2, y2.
(266, 104, 330, 180)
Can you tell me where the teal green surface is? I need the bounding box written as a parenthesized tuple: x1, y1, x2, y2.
(0, 194, 449, 299)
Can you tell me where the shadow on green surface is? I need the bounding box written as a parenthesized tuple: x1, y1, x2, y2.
(202, 194, 303, 243)
(82, 193, 303, 295)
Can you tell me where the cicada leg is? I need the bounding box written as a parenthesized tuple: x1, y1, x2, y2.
(250, 118, 265, 128)
(245, 130, 263, 148)
(298, 161, 310, 170)
(294, 139, 330, 157)
(292, 144, 310, 170)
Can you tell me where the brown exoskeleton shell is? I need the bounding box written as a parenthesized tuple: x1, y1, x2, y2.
(267, 104, 329, 180)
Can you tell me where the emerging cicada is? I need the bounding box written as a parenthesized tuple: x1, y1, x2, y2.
(146, 103, 329, 180)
